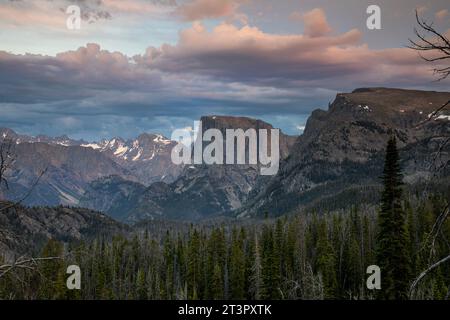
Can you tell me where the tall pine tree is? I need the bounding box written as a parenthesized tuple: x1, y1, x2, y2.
(376, 137, 411, 299)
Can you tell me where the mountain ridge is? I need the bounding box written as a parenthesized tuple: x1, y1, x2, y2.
(237, 87, 450, 217)
(1, 87, 449, 222)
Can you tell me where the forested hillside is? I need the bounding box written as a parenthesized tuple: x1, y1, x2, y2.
(1, 193, 448, 300)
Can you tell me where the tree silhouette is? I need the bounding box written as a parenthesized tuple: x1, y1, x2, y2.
(377, 137, 411, 299)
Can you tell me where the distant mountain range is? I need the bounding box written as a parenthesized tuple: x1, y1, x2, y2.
(1, 87, 449, 222)
(0, 128, 182, 207)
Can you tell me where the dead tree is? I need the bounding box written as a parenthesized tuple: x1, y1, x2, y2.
(408, 10, 450, 299)
(409, 10, 450, 122)
(0, 138, 47, 212)
(0, 138, 15, 197)
(409, 10, 450, 81)
(0, 256, 61, 280)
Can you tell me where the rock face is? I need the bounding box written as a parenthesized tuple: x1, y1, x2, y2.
(0, 129, 182, 207)
(0, 203, 128, 260)
(121, 116, 297, 222)
(238, 88, 450, 217)
(1, 87, 449, 223)
(3, 142, 134, 207)
(81, 133, 183, 185)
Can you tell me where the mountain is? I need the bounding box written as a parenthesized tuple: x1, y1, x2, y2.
(82, 133, 182, 185)
(78, 175, 147, 221)
(0, 129, 183, 207)
(0, 128, 182, 186)
(0, 128, 87, 146)
(2, 87, 448, 223)
(0, 203, 129, 260)
(237, 87, 450, 217)
(110, 116, 297, 222)
(2, 142, 134, 207)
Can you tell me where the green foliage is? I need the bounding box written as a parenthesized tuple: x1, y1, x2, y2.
(376, 137, 411, 299)
(0, 193, 448, 300)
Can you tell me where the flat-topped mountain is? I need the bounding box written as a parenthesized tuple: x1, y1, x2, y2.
(1, 87, 448, 222)
(238, 87, 450, 217)
(82, 115, 297, 222)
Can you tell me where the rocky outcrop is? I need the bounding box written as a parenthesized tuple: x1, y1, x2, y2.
(84, 133, 183, 185)
(3, 142, 134, 207)
(238, 87, 450, 217)
(0, 129, 183, 207)
(123, 116, 297, 221)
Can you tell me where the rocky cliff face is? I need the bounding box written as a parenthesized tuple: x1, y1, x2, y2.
(119, 116, 297, 222)
(82, 133, 183, 185)
(2, 142, 134, 207)
(2, 88, 448, 223)
(0, 129, 182, 207)
(238, 88, 450, 217)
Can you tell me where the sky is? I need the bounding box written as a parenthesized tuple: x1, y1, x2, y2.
(0, 0, 449, 141)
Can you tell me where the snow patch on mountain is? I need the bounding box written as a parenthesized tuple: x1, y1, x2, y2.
(81, 143, 101, 149)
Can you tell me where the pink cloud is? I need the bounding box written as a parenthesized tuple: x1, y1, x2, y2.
(0, 2, 66, 27)
(302, 8, 332, 38)
(135, 20, 444, 89)
(435, 9, 448, 21)
(1, 13, 447, 108)
(101, 0, 175, 14)
(174, 0, 246, 21)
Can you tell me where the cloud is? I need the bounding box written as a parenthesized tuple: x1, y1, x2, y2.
(0, 0, 113, 27)
(1, 15, 446, 109)
(0, 43, 163, 103)
(0, 1, 66, 27)
(435, 9, 448, 21)
(174, 0, 247, 22)
(0, 0, 174, 28)
(137, 20, 443, 90)
(302, 8, 332, 38)
(2, 10, 447, 104)
(101, 0, 176, 14)
(289, 8, 332, 38)
(1, 7, 449, 140)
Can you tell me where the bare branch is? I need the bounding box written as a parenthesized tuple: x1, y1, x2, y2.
(409, 254, 450, 298)
(0, 167, 48, 212)
(0, 139, 16, 194)
(409, 10, 450, 81)
(0, 256, 62, 279)
(414, 99, 450, 127)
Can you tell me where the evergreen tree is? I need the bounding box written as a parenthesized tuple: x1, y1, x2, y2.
(229, 228, 245, 299)
(376, 137, 411, 299)
(315, 220, 337, 299)
(250, 233, 263, 299)
(38, 239, 64, 299)
(261, 224, 281, 299)
(186, 229, 201, 299)
(136, 268, 147, 299)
